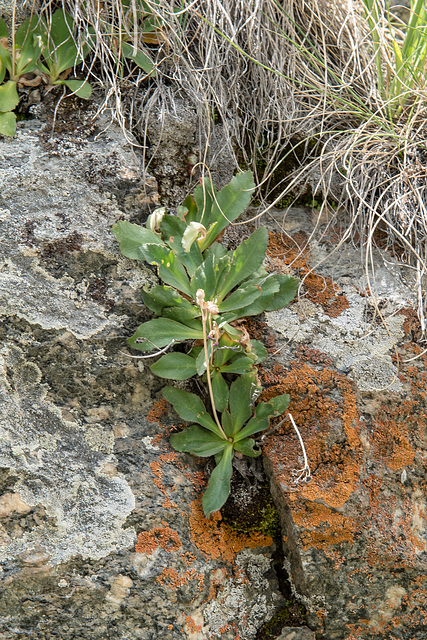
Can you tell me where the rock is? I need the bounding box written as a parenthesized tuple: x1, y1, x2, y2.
(0, 0, 37, 25)
(0, 102, 285, 639)
(138, 91, 236, 207)
(277, 626, 316, 640)
(262, 208, 427, 639)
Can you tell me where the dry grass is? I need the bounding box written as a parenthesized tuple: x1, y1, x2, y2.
(30, 0, 427, 330)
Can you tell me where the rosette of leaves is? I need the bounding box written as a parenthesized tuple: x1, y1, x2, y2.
(0, 10, 91, 136)
(112, 171, 299, 383)
(164, 373, 290, 514)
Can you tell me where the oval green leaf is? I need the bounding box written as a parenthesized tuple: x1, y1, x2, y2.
(150, 352, 197, 380)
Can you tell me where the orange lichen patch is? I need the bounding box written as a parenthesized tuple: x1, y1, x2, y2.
(185, 616, 203, 634)
(370, 411, 415, 471)
(267, 232, 350, 317)
(245, 317, 278, 352)
(189, 498, 273, 562)
(150, 460, 178, 510)
(159, 452, 178, 463)
(303, 273, 350, 318)
(399, 308, 423, 342)
(206, 568, 227, 600)
(291, 503, 356, 549)
(262, 361, 362, 510)
(156, 567, 204, 590)
(184, 470, 208, 492)
(135, 524, 182, 555)
(147, 398, 170, 423)
(361, 477, 426, 563)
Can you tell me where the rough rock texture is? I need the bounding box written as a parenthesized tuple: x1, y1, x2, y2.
(261, 207, 427, 639)
(277, 627, 316, 640)
(2, 97, 427, 640)
(0, 0, 36, 24)
(0, 104, 285, 639)
(137, 92, 236, 207)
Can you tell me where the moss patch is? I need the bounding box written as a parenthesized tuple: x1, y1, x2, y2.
(256, 601, 307, 639)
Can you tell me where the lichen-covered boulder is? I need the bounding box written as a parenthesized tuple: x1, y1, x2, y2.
(262, 207, 427, 639)
(0, 104, 285, 639)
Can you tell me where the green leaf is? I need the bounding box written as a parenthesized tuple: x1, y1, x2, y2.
(13, 16, 44, 76)
(150, 352, 197, 380)
(15, 15, 42, 46)
(43, 10, 81, 80)
(121, 41, 155, 76)
(233, 437, 261, 457)
(234, 415, 269, 441)
(220, 356, 254, 374)
(229, 373, 256, 433)
(195, 343, 212, 375)
(161, 307, 203, 330)
(250, 340, 268, 362)
(160, 214, 203, 276)
(112, 220, 164, 260)
(202, 444, 234, 515)
(190, 253, 217, 300)
(0, 110, 16, 137)
(219, 285, 262, 313)
(204, 242, 228, 261)
(139, 243, 192, 296)
(0, 81, 19, 112)
(142, 285, 198, 317)
(200, 171, 255, 250)
(216, 227, 269, 300)
(162, 386, 222, 437)
(170, 425, 227, 457)
(0, 17, 8, 39)
(267, 393, 290, 415)
(193, 177, 216, 227)
(128, 318, 203, 352)
(222, 274, 279, 320)
(181, 194, 198, 223)
(221, 409, 234, 438)
(211, 371, 229, 413)
(0, 44, 10, 83)
(267, 274, 299, 311)
(61, 79, 92, 99)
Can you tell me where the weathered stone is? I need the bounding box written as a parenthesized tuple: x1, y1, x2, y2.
(262, 207, 427, 639)
(138, 91, 236, 207)
(277, 626, 316, 640)
(0, 104, 286, 639)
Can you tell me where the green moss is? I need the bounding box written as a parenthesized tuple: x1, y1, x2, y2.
(256, 601, 307, 640)
(221, 481, 281, 539)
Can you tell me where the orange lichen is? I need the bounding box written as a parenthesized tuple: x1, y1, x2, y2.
(156, 567, 204, 590)
(159, 452, 178, 463)
(189, 498, 273, 562)
(370, 411, 415, 471)
(149, 460, 178, 510)
(262, 360, 362, 511)
(135, 524, 182, 554)
(266, 232, 350, 317)
(291, 502, 356, 548)
(185, 616, 203, 634)
(147, 398, 170, 423)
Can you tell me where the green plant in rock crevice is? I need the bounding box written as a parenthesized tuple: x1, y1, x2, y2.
(0, 9, 92, 136)
(113, 170, 302, 515)
(0, 4, 156, 137)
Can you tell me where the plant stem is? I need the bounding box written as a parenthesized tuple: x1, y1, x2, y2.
(201, 309, 227, 440)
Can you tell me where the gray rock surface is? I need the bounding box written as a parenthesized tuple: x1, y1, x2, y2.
(277, 627, 316, 640)
(0, 103, 286, 639)
(261, 205, 427, 640)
